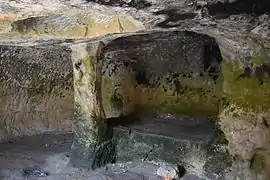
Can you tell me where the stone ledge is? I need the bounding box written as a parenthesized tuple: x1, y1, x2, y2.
(112, 115, 231, 179)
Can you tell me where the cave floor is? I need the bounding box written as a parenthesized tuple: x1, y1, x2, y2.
(0, 132, 205, 180)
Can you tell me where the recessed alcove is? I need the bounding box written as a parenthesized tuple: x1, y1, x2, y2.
(70, 30, 232, 179)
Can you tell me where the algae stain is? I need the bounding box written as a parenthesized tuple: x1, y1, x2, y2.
(83, 56, 93, 73)
(253, 52, 264, 66)
(145, 85, 220, 116)
(250, 151, 265, 174)
(101, 69, 223, 117)
(102, 73, 222, 117)
(27, 73, 73, 100)
(0, 86, 8, 97)
(102, 75, 136, 117)
(0, 82, 9, 97)
(110, 90, 124, 110)
(27, 76, 53, 96)
(221, 60, 270, 112)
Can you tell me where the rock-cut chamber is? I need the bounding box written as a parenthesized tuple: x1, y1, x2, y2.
(70, 30, 231, 179)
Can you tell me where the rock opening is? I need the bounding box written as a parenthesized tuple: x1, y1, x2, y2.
(68, 30, 231, 179)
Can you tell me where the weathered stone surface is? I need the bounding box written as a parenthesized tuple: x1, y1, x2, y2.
(86, 0, 152, 9)
(139, 2, 270, 179)
(100, 30, 222, 118)
(9, 11, 145, 38)
(67, 26, 270, 179)
(0, 1, 145, 40)
(11, 15, 86, 37)
(113, 115, 231, 179)
(69, 42, 116, 169)
(1, 0, 270, 179)
(68, 30, 228, 178)
(0, 43, 73, 141)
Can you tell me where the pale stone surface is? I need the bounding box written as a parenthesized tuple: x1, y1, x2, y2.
(0, 0, 145, 39)
(68, 30, 229, 179)
(0, 0, 270, 179)
(157, 165, 177, 179)
(0, 43, 74, 142)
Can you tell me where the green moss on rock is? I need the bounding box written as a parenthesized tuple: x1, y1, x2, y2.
(0, 85, 8, 97)
(83, 56, 94, 73)
(144, 86, 220, 116)
(222, 61, 270, 112)
(27, 73, 73, 99)
(250, 151, 265, 174)
(253, 52, 264, 66)
(102, 73, 221, 117)
(102, 76, 135, 117)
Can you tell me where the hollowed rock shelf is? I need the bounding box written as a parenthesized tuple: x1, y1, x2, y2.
(112, 115, 230, 179)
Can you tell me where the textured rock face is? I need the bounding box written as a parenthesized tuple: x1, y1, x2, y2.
(69, 30, 229, 178)
(9, 12, 145, 38)
(0, 1, 145, 40)
(102, 31, 221, 117)
(0, 0, 270, 179)
(101, 30, 222, 117)
(134, 1, 270, 179)
(67, 16, 270, 178)
(0, 43, 73, 141)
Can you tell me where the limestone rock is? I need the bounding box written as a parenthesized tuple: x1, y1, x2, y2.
(67, 30, 230, 178)
(0, 1, 145, 40)
(0, 0, 270, 179)
(11, 14, 86, 37)
(10, 11, 145, 38)
(157, 165, 177, 179)
(23, 166, 50, 177)
(0, 42, 73, 142)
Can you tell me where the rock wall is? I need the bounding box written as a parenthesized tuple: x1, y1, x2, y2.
(219, 59, 270, 179)
(0, 7, 145, 41)
(150, 5, 270, 178)
(0, 43, 74, 141)
(100, 30, 222, 118)
(1, 0, 270, 179)
(68, 29, 270, 179)
(69, 30, 228, 177)
(0, 26, 270, 179)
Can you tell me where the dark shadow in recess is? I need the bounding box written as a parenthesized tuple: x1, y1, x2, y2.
(204, 0, 270, 18)
(86, 0, 151, 9)
(237, 64, 270, 85)
(106, 113, 142, 128)
(153, 8, 197, 28)
(203, 43, 223, 83)
(176, 165, 186, 179)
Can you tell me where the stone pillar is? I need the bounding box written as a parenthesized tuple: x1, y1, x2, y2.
(69, 42, 115, 169)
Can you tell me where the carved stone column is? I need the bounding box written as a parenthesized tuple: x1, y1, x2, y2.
(69, 42, 115, 169)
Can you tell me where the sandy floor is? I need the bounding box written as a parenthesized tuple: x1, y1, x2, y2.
(0, 133, 205, 180)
